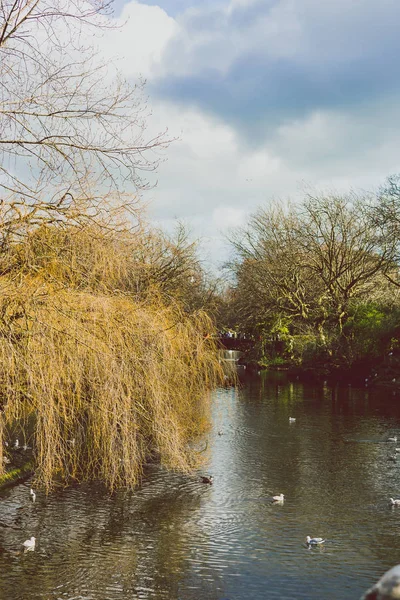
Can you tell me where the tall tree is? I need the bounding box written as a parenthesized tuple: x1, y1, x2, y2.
(228, 202, 322, 337)
(0, 1, 167, 209)
(228, 194, 392, 346)
(296, 193, 389, 333)
(371, 174, 400, 287)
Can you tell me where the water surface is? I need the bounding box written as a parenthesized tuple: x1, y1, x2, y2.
(2, 372, 400, 599)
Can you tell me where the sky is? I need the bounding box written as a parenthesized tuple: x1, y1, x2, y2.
(101, 0, 400, 266)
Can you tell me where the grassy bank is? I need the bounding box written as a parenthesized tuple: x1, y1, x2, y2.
(0, 463, 33, 490)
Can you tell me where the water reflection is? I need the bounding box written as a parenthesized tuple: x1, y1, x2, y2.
(2, 373, 400, 599)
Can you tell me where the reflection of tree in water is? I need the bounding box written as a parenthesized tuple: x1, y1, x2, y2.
(5, 375, 400, 599)
(230, 374, 400, 570)
(0, 470, 226, 600)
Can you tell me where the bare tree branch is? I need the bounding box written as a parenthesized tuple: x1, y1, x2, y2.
(0, 0, 171, 207)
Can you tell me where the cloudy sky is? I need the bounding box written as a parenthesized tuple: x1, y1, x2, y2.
(102, 0, 400, 265)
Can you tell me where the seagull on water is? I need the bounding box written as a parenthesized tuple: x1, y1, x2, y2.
(22, 537, 36, 551)
(289, 417, 296, 423)
(390, 498, 400, 506)
(389, 436, 398, 443)
(306, 536, 325, 545)
(272, 493, 284, 502)
(30, 488, 36, 503)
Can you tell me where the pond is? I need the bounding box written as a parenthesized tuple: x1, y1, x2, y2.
(1, 371, 400, 600)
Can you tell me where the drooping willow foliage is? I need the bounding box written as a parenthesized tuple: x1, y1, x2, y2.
(0, 200, 223, 490)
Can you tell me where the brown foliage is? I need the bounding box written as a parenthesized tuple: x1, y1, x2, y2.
(0, 200, 223, 489)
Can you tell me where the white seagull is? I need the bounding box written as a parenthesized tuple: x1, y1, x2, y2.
(30, 488, 36, 503)
(289, 417, 296, 423)
(272, 493, 284, 502)
(389, 436, 398, 443)
(22, 537, 36, 551)
(306, 536, 325, 545)
(390, 498, 400, 506)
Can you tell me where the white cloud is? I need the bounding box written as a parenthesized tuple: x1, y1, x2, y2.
(10, 0, 400, 272)
(272, 95, 400, 183)
(143, 93, 400, 266)
(94, 0, 400, 265)
(212, 206, 247, 229)
(101, 1, 179, 78)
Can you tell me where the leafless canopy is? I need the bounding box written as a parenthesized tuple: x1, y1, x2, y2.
(228, 193, 397, 342)
(0, 0, 169, 207)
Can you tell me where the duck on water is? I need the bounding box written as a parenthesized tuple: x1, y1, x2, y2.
(201, 475, 213, 484)
(22, 537, 35, 552)
(306, 536, 325, 546)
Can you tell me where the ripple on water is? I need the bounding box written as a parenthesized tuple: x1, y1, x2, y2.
(2, 379, 400, 599)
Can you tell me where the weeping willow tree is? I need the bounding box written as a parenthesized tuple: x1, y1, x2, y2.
(0, 199, 223, 490)
(0, 1, 223, 490)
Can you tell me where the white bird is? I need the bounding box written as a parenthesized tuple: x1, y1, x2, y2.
(272, 493, 284, 502)
(22, 536, 36, 551)
(14, 439, 19, 449)
(289, 417, 296, 423)
(389, 436, 398, 443)
(306, 536, 325, 545)
(30, 488, 36, 503)
(390, 498, 400, 506)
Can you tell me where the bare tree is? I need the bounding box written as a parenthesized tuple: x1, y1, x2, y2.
(228, 194, 393, 348)
(297, 193, 391, 333)
(128, 222, 220, 313)
(370, 174, 400, 286)
(228, 203, 323, 335)
(0, 0, 168, 208)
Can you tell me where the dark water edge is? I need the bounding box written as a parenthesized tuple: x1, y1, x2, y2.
(2, 372, 400, 599)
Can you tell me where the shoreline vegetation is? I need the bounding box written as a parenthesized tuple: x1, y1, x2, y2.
(0, 204, 224, 491)
(0, 1, 225, 492)
(221, 177, 400, 390)
(0, 463, 33, 490)
(4, 1, 400, 496)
